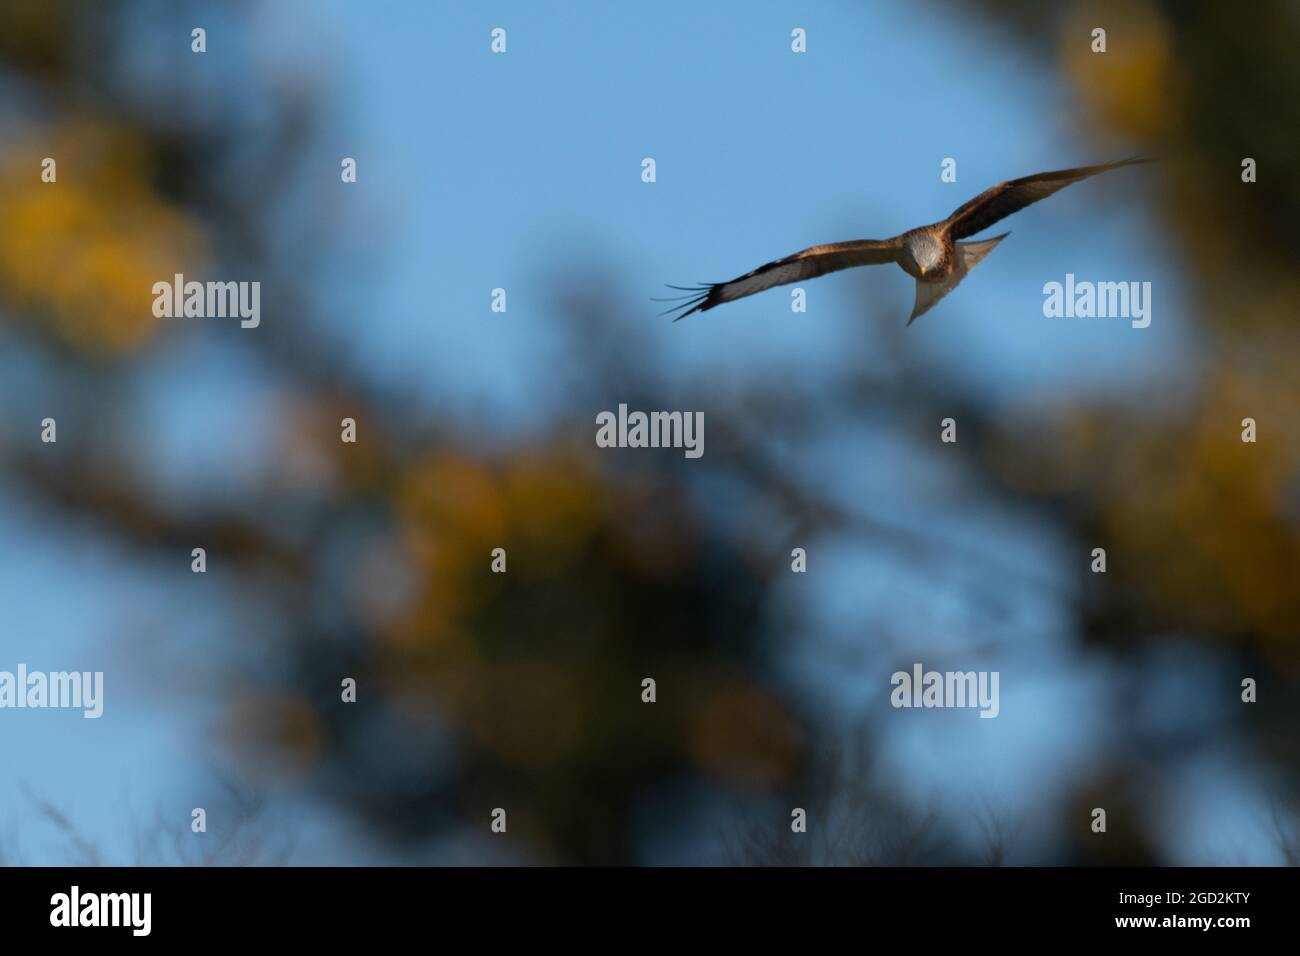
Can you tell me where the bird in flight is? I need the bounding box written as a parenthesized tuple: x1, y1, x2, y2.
(660, 158, 1148, 325)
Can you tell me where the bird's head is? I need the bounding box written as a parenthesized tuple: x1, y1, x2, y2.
(905, 233, 944, 277)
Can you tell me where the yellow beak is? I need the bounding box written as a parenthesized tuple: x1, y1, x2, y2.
(919, 266, 927, 276)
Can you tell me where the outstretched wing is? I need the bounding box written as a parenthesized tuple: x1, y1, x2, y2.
(943, 158, 1149, 241)
(661, 239, 900, 320)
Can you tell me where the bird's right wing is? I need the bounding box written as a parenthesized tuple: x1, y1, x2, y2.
(661, 239, 900, 320)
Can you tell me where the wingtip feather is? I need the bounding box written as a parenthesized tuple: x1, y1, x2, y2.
(659, 284, 714, 320)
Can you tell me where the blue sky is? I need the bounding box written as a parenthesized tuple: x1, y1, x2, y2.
(1, 1, 1282, 864)
(296, 0, 1194, 418)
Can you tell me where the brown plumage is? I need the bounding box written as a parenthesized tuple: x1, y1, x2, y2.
(660, 158, 1149, 325)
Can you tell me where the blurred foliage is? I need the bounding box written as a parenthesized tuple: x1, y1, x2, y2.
(1, 0, 1298, 864)
(964, 0, 1300, 673)
(0, 120, 207, 352)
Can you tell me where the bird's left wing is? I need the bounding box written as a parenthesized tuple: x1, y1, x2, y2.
(943, 158, 1149, 240)
(661, 239, 900, 320)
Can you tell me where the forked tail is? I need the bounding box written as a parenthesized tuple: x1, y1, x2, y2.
(907, 231, 1010, 325)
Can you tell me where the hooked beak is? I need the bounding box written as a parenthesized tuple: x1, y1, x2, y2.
(919, 266, 928, 276)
